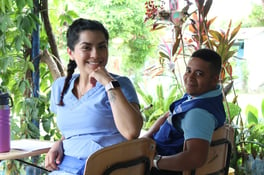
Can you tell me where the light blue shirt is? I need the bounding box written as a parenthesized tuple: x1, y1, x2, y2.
(50, 73, 139, 174)
(181, 86, 222, 142)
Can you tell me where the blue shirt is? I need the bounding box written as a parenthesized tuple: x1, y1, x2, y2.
(169, 85, 223, 142)
(181, 88, 221, 142)
(50, 73, 139, 174)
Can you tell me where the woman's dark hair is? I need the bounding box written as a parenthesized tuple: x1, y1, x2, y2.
(58, 18, 109, 106)
(58, 60, 77, 106)
(66, 18, 109, 50)
(191, 48, 222, 76)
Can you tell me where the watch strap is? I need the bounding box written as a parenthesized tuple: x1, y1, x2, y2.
(153, 155, 162, 170)
(105, 80, 120, 91)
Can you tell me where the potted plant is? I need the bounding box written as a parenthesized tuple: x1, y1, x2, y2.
(142, 0, 245, 173)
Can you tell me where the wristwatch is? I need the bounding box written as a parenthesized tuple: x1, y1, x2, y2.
(153, 154, 162, 170)
(105, 80, 120, 91)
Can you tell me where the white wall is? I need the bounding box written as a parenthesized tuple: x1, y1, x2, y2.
(244, 31, 264, 91)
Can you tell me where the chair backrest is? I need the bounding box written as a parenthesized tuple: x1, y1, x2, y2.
(183, 123, 234, 175)
(83, 137, 156, 175)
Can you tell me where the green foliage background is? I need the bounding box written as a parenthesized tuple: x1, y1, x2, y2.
(0, 0, 264, 174)
(0, 0, 159, 142)
(0, 0, 159, 173)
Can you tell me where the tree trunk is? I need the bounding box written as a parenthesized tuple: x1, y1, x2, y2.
(41, 49, 63, 80)
(40, 0, 65, 76)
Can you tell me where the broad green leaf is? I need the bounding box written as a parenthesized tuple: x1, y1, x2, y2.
(16, 0, 26, 11)
(224, 102, 241, 122)
(246, 104, 258, 124)
(25, 0, 33, 8)
(0, 0, 5, 13)
(27, 61, 35, 71)
(247, 111, 258, 125)
(23, 35, 32, 48)
(246, 104, 258, 118)
(14, 36, 22, 51)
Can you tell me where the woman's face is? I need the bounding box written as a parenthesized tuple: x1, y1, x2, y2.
(183, 57, 219, 97)
(68, 30, 108, 75)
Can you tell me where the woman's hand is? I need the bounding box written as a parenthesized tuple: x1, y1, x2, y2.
(89, 66, 113, 86)
(45, 140, 64, 171)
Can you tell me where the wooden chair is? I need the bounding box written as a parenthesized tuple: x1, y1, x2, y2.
(83, 137, 156, 175)
(183, 123, 234, 175)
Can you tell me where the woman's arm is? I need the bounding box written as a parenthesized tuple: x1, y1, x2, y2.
(90, 67, 143, 140)
(107, 89, 143, 140)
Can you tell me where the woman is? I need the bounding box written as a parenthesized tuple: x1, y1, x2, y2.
(45, 18, 143, 174)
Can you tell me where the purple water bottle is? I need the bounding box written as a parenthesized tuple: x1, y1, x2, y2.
(0, 91, 13, 153)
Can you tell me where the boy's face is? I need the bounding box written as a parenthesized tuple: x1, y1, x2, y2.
(183, 57, 219, 97)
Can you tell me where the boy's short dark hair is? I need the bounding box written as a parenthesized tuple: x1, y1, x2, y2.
(191, 48, 222, 75)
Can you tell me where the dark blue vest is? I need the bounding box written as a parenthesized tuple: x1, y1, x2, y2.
(153, 93, 226, 156)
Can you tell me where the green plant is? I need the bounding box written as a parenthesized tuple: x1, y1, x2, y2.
(1, 0, 159, 174)
(234, 99, 264, 174)
(143, 1, 252, 174)
(143, 0, 242, 120)
(136, 83, 182, 130)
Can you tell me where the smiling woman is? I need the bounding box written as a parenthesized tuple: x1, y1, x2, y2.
(44, 18, 143, 175)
